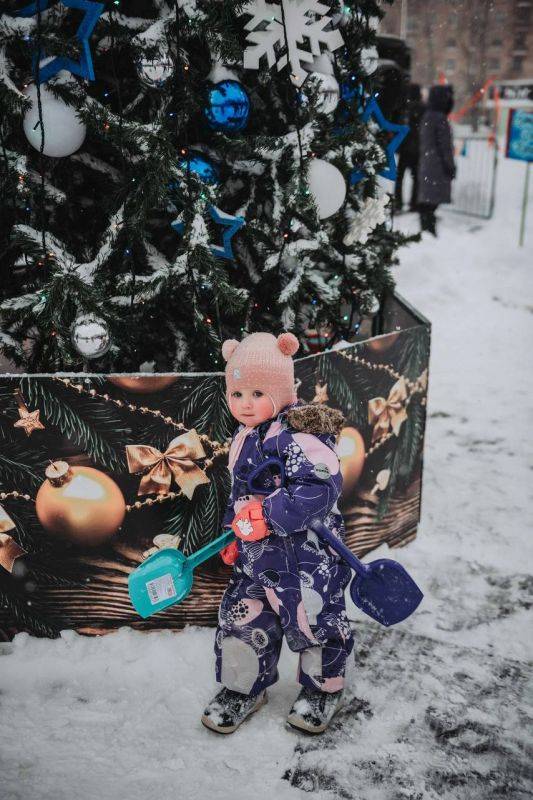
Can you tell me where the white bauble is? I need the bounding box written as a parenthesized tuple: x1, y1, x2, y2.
(138, 53, 173, 87)
(307, 159, 346, 219)
(361, 46, 379, 75)
(307, 72, 340, 114)
(23, 85, 86, 158)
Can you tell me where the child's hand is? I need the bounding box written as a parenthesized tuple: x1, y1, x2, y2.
(231, 500, 270, 542)
(220, 539, 239, 565)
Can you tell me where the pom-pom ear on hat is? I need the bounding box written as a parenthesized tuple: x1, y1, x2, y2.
(222, 339, 240, 362)
(277, 332, 299, 357)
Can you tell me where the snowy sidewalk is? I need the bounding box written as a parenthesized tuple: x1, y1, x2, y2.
(1, 164, 532, 799)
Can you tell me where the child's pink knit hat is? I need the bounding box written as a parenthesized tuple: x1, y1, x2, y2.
(222, 332, 300, 416)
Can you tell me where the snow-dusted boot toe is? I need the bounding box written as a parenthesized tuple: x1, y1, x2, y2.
(201, 687, 267, 734)
(286, 687, 344, 734)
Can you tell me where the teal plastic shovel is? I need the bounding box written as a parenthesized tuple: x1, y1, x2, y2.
(128, 528, 235, 618)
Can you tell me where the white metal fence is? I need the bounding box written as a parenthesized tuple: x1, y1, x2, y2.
(450, 135, 498, 219)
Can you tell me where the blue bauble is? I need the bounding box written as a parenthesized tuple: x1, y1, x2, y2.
(204, 80, 250, 132)
(340, 77, 363, 104)
(178, 152, 220, 185)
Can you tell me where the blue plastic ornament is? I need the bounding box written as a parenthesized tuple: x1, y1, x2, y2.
(340, 76, 361, 104)
(204, 81, 250, 132)
(349, 96, 409, 185)
(171, 205, 244, 262)
(178, 152, 220, 185)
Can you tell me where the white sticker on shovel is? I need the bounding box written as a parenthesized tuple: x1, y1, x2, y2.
(146, 573, 177, 605)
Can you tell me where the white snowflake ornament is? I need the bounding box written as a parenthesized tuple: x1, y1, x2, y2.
(241, 0, 344, 86)
(303, 51, 334, 75)
(343, 194, 390, 246)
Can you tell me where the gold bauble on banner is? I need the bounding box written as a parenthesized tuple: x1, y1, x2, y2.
(108, 375, 177, 394)
(35, 462, 126, 547)
(366, 332, 400, 354)
(336, 427, 366, 498)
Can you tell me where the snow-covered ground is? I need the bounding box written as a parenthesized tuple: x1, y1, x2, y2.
(1, 157, 532, 800)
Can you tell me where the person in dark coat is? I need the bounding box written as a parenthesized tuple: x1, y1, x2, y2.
(394, 83, 425, 211)
(417, 85, 456, 235)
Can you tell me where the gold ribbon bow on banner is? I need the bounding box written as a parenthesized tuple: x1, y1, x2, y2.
(0, 504, 15, 535)
(368, 376, 409, 442)
(126, 430, 210, 499)
(0, 506, 26, 573)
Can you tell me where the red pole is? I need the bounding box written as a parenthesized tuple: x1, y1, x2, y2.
(450, 77, 495, 123)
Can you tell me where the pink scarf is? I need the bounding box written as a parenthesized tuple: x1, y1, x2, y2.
(228, 425, 255, 471)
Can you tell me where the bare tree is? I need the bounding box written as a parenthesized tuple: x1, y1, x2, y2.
(456, 0, 492, 129)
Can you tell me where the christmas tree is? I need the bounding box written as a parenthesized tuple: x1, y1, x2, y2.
(0, 1, 427, 639)
(1, 0, 408, 373)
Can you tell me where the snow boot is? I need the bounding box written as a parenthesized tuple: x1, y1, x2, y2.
(201, 687, 267, 734)
(286, 687, 344, 734)
(419, 207, 437, 237)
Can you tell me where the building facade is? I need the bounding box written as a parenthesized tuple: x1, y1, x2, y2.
(379, 0, 533, 112)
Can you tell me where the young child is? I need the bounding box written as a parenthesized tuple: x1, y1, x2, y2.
(201, 332, 354, 735)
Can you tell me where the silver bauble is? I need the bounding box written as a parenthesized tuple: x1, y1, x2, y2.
(362, 292, 381, 315)
(71, 314, 111, 359)
(138, 53, 173, 87)
(361, 46, 379, 75)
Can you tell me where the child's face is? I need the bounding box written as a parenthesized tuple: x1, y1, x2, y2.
(229, 388, 274, 426)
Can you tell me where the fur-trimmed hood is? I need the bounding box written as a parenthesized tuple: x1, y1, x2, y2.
(285, 403, 345, 438)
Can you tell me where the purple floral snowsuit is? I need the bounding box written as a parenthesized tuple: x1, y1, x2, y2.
(215, 401, 354, 697)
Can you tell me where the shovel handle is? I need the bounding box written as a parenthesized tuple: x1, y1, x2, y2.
(247, 462, 370, 579)
(308, 518, 371, 579)
(187, 529, 236, 571)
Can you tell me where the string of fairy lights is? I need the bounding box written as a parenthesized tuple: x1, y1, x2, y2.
(8, 1, 390, 363)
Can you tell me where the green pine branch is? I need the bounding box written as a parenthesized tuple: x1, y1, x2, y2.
(22, 377, 131, 472)
(177, 375, 235, 442)
(317, 351, 379, 431)
(160, 461, 231, 554)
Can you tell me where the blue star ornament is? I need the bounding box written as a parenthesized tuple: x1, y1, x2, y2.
(349, 96, 409, 186)
(171, 205, 245, 262)
(209, 206, 245, 260)
(16, 0, 49, 16)
(18, 0, 104, 84)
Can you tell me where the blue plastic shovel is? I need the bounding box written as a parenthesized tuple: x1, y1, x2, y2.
(128, 528, 235, 618)
(247, 458, 423, 627)
(307, 518, 423, 626)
